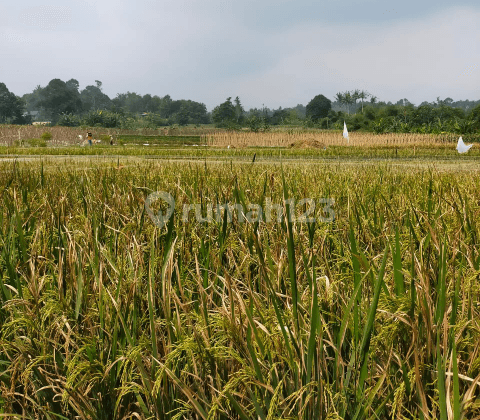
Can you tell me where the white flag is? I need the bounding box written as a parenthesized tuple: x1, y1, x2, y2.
(456, 136, 473, 154)
(343, 121, 349, 143)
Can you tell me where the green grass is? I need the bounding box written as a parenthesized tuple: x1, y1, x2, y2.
(115, 134, 205, 146)
(2, 143, 480, 161)
(0, 156, 479, 419)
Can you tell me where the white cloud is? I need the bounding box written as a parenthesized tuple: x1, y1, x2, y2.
(19, 5, 72, 30)
(1, 2, 479, 109)
(211, 6, 480, 108)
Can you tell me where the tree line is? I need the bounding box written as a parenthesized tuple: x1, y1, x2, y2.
(212, 93, 480, 135)
(16, 78, 210, 127)
(1, 80, 480, 134)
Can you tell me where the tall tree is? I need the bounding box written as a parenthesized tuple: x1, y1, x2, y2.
(147, 95, 163, 114)
(23, 85, 44, 112)
(0, 83, 25, 123)
(352, 89, 361, 112)
(358, 90, 370, 113)
(80, 82, 111, 111)
(335, 91, 354, 114)
(66, 79, 80, 92)
(142, 94, 154, 112)
(306, 94, 332, 121)
(344, 91, 355, 114)
(169, 100, 209, 124)
(38, 78, 82, 122)
(212, 97, 236, 127)
(234, 96, 245, 124)
(111, 92, 144, 113)
(159, 95, 174, 118)
(335, 92, 346, 114)
(271, 107, 289, 125)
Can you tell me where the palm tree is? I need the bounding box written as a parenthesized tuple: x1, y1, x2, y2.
(335, 92, 345, 113)
(343, 91, 354, 115)
(352, 89, 361, 113)
(358, 90, 370, 113)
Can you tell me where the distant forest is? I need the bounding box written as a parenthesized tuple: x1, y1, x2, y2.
(1, 78, 480, 134)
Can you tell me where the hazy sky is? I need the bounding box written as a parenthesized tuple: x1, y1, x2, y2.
(1, 0, 479, 110)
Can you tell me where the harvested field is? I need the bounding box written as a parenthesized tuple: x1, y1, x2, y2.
(204, 130, 463, 148)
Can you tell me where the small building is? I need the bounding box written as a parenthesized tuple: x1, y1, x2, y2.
(23, 110, 41, 121)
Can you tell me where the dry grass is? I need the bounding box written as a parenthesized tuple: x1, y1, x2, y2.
(1, 125, 464, 150)
(0, 124, 223, 146)
(204, 130, 460, 148)
(0, 125, 84, 146)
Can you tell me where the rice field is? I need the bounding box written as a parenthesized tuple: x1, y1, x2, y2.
(0, 124, 470, 149)
(203, 130, 464, 148)
(0, 124, 221, 147)
(1, 149, 480, 418)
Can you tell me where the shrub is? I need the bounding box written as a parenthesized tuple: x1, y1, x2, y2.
(41, 131, 52, 141)
(57, 113, 81, 127)
(245, 116, 261, 132)
(82, 110, 124, 128)
(26, 138, 47, 147)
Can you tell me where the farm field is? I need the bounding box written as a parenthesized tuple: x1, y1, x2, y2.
(1, 132, 480, 418)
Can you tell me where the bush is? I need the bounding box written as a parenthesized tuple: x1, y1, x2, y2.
(144, 113, 169, 127)
(303, 117, 316, 128)
(82, 110, 124, 128)
(246, 116, 263, 132)
(26, 138, 47, 147)
(41, 131, 52, 141)
(57, 113, 81, 127)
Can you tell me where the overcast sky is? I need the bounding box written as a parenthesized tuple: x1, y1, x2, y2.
(1, 0, 479, 110)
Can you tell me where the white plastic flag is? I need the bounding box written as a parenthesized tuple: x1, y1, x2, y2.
(343, 121, 349, 143)
(456, 136, 473, 154)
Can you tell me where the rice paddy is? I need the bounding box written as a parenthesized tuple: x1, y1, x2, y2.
(204, 130, 466, 148)
(1, 128, 480, 419)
